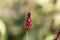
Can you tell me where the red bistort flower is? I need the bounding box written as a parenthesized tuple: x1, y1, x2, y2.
(25, 12, 32, 30)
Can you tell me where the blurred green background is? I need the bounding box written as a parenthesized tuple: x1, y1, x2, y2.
(0, 0, 60, 40)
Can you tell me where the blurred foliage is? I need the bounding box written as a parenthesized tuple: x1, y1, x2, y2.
(0, 0, 60, 40)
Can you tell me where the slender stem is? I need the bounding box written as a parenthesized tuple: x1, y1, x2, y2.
(54, 29, 60, 40)
(50, 19, 55, 31)
(26, 30, 28, 40)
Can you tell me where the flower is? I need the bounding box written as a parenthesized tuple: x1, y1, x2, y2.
(25, 12, 32, 30)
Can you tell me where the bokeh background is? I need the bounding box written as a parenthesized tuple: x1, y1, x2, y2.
(0, 0, 60, 40)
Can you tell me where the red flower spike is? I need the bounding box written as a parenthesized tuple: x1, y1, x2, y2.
(25, 12, 32, 30)
(54, 29, 60, 40)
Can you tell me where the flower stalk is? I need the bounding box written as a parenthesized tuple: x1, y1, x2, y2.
(54, 29, 60, 40)
(25, 12, 32, 40)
